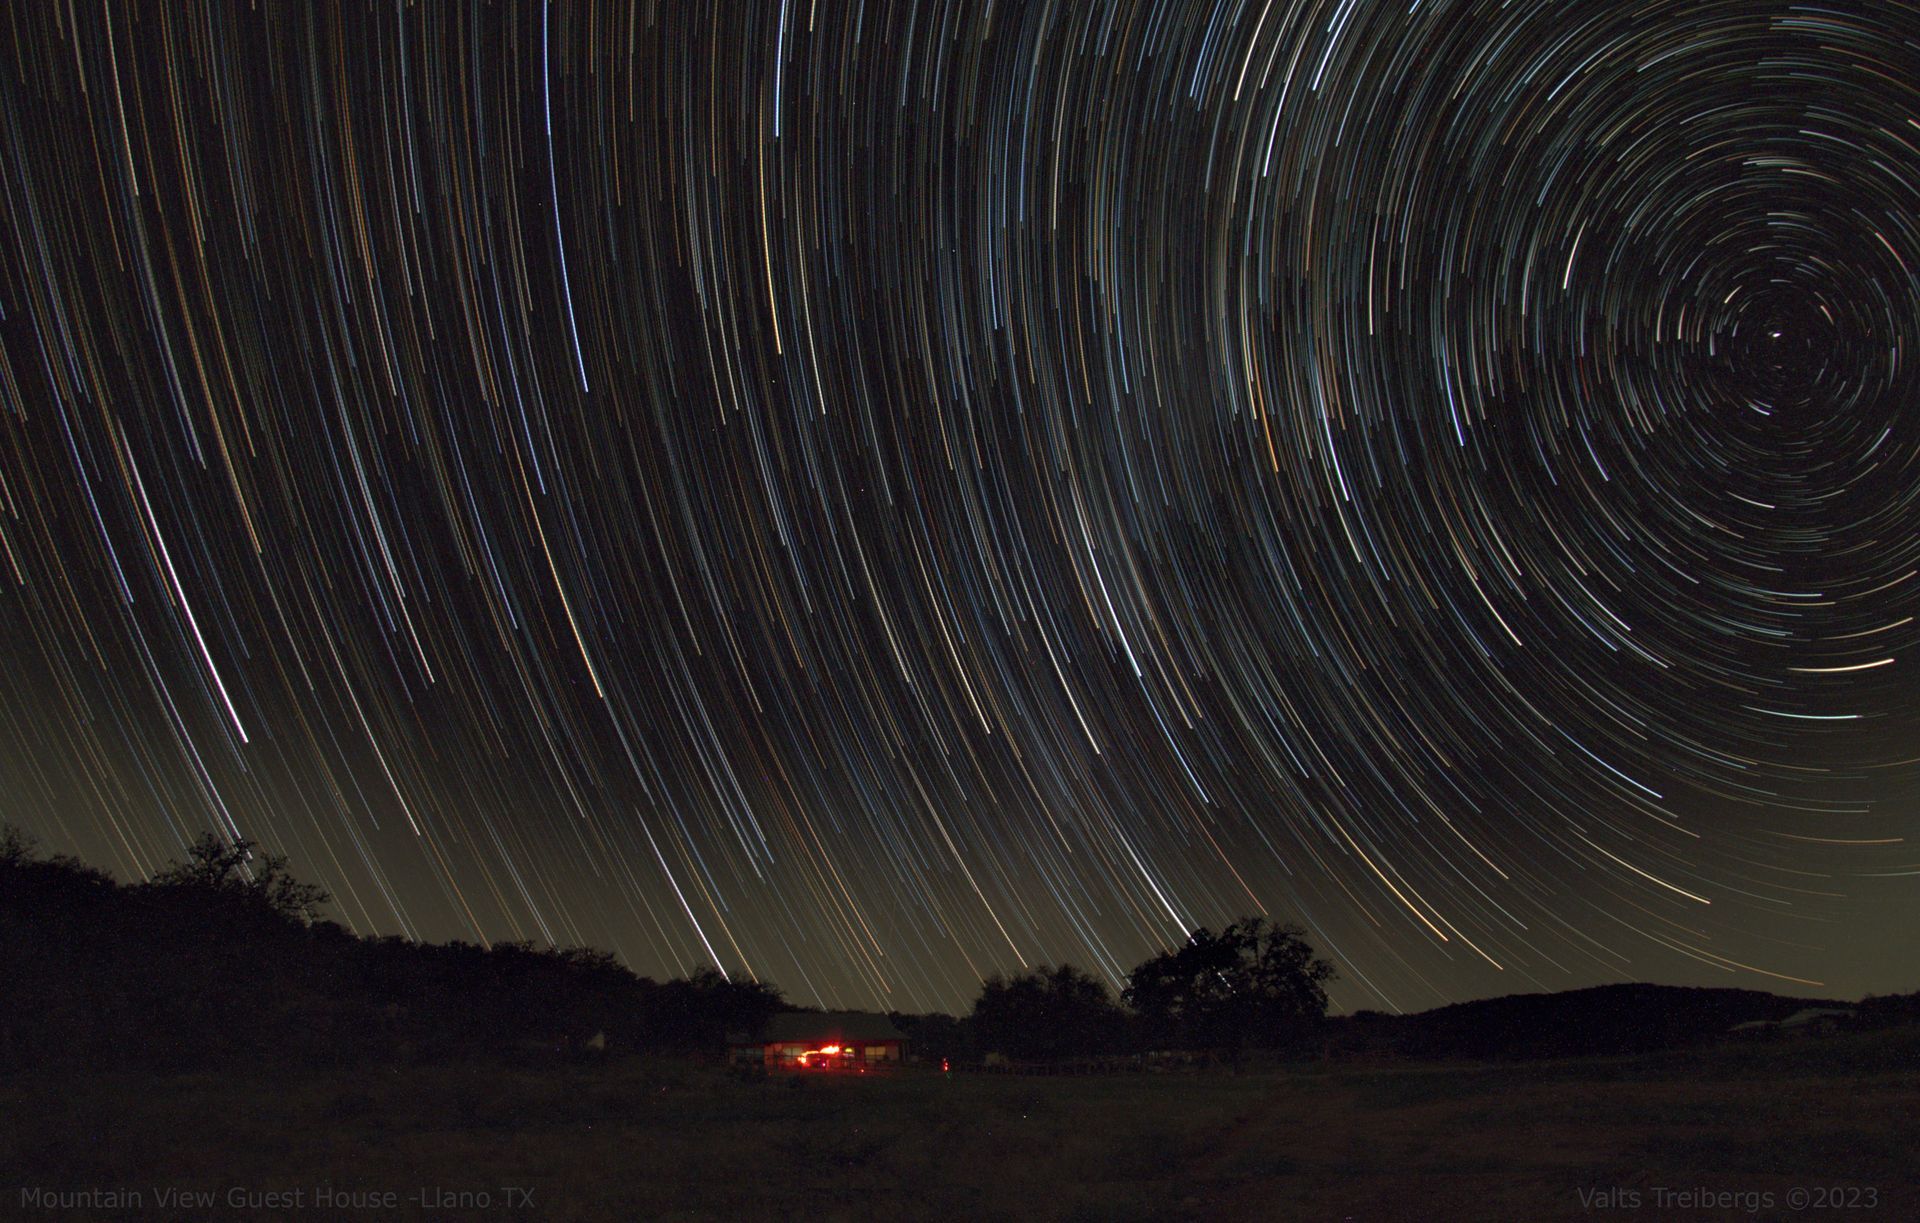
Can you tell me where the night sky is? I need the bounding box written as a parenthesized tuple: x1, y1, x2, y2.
(2, 0, 1918, 1015)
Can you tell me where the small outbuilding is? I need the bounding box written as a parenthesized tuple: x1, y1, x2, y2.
(732, 1011, 907, 1071)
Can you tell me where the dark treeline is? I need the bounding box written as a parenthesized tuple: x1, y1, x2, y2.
(0, 829, 788, 1071)
(9, 829, 1911, 1074)
(1, 828, 1338, 1072)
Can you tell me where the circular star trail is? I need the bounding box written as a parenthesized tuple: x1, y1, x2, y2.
(2, 1, 1918, 1013)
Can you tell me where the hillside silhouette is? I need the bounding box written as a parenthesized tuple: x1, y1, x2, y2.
(1324, 983, 1873, 1062)
(0, 829, 789, 1071)
(5, 828, 1912, 1073)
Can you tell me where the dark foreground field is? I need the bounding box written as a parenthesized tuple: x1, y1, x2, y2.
(6, 1029, 1917, 1222)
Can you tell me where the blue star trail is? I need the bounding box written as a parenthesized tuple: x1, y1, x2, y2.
(2, 0, 1917, 1014)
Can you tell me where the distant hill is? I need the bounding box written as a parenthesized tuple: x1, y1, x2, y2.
(1328, 983, 1855, 1062)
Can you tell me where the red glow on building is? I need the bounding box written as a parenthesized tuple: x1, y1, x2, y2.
(729, 1012, 907, 1073)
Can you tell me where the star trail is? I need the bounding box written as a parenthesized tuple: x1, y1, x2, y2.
(3, 0, 1918, 1015)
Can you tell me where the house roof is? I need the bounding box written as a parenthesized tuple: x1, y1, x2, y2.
(761, 1011, 904, 1043)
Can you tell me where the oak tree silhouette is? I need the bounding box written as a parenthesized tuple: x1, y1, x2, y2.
(1124, 918, 1336, 1061)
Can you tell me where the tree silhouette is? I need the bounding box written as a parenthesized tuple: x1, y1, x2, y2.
(0, 824, 32, 868)
(1124, 918, 1336, 1060)
(148, 831, 331, 923)
(646, 965, 790, 1053)
(970, 964, 1126, 1061)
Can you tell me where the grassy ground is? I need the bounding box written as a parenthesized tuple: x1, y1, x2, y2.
(5, 1030, 1917, 1221)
